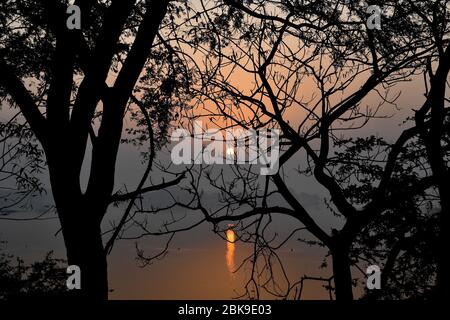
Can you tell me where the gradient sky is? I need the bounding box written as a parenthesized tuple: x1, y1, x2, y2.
(0, 71, 425, 298)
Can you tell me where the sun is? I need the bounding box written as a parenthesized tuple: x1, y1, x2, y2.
(226, 147, 234, 156)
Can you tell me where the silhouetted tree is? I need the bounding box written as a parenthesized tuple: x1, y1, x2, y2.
(330, 134, 446, 299)
(172, 0, 449, 300)
(0, 115, 44, 217)
(0, 0, 191, 299)
(1, 0, 448, 301)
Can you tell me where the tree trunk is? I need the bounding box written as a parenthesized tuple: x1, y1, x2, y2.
(434, 184, 450, 300)
(48, 157, 109, 300)
(61, 207, 108, 300)
(418, 45, 450, 300)
(331, 245, 354, 301)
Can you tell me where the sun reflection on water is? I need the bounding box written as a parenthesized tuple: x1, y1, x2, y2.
(226, 226, 235, 276)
